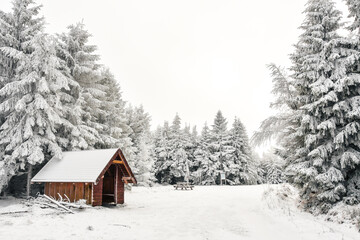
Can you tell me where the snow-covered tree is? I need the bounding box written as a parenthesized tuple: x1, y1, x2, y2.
(125, 105, 151, 147)
(252, 64, 299, 146)
(335, 0, 360, 205)
(207, 111, 233, 184)
(193, 123, 217, 185)
(98, 68, 133, 150)
(125, 105, 154, 185)
(132, 133, 155, 186)
(195, 111, 231, 184)
(153, 114, 194, 184)
(153, 122, 172, 183)
(228, 117, 258, 184)
(166, 114, 192, 183)
(0, 0, 68, 194)
(0, 33, 72, 193)
(260, 150, 285, 184)
(57, 22, 105, 149)
(286, 0, 349, 211)
(345, 0, 360, 33)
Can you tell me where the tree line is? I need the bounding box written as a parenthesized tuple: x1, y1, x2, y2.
(153, 111, 260, 185)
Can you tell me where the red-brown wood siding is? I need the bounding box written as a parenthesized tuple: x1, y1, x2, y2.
(92, 178, 103, 206)
(44, 183, 50, 196)
(44, 182, 92, 204)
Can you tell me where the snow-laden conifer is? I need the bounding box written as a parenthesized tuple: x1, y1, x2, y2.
(125, 105, 154, 185)
(228, 117, 258, 184)
(287, 0, 348, 211)
(344, 0, 360, 33)
(153, 122, 172, 183)
(99, 68, 133, 150)
(0, 34, 70, 192)
(167, 114, 192, 183)
(193, 123, 215, 184)
(0, 0, 65, 193)
(260, 151, 285, 184)
(335, 0, 360, 205)
(57, 22, 105, 149)
(207, 111, 233, 184)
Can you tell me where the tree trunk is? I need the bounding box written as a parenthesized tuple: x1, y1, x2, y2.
(26, 164, 33, 198)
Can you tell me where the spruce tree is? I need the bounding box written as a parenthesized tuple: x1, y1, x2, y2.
(125, 105, 154, 185)
(345, 0, 360, 33)
(288, 0, 347, 211)
(208, 111, 233, 184)
(261, 150, 285, 184)
(168, 114, 191, 183)
(251, 64, 302, 183)
(99, 68, 133, 150)
(193, 123, 216, 184)
(57, 22, 104, 149)
(336, 0, 360, 205)
(228, 117, 257, 184)
(153, 122, 172, 183)
(0, 0, 67, 194)
(0, 34, 70, 193)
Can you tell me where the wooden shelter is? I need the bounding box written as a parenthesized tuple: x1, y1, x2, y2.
(31, 148, 136, 206)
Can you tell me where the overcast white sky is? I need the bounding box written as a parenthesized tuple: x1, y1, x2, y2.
(0, 0, 350, 139)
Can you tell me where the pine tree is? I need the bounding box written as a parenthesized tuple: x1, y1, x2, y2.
(125, 105, 154, 185)
(335, 0, 360, 205)
(193, 123, 216, 184)
(0, 34, 71, 193)
(228, 117, 258, 184)
(125, 105, 151, 148)
(133, 133, 155, 186)
(167, 114, 191, 183)
(252, 64, 299, 147)
(0, 0, 69, 194)
(287, 0, 347, 211)
(153, 122, 172, 183)
(57, 22, 104, 149)
(153, 114, 193, 184)
(261, 150, 285, 184)
(251, 64, 302, 182)
(345, 0, 360, 33)
(53, 35, 87, 151)
(99, 68, 133, 150)
(208, 111, 233, 184)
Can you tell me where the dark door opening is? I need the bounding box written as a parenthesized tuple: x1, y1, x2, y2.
(102, 165, 115, 204)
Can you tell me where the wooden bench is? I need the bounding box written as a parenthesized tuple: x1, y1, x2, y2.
(173, 182, 194, 190)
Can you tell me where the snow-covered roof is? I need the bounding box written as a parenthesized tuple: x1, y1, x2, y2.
(32, 148, 120, 183)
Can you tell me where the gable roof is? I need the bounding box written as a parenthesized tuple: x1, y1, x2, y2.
(31, 148, 136, 184)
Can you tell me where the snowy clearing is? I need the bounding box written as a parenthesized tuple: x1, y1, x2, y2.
(0, 185, 359, 240)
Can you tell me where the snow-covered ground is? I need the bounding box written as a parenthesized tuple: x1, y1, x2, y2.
(0, 185, 359, 240)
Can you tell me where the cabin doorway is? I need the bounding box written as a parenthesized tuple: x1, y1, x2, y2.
(102, 165, 116, 204)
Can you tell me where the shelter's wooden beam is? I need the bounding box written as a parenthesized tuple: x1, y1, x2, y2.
(118, 153, 133, 177)
(113, 160, 123, 164)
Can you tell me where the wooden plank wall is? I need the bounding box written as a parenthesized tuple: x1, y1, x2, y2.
(92, 178, 103, 206)
(44, 182, 92, 204)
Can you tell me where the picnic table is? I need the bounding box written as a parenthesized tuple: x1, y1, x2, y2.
(173, 182, 194, 190)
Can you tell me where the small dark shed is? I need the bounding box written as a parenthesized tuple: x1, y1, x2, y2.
(31, 148, 136, 206)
